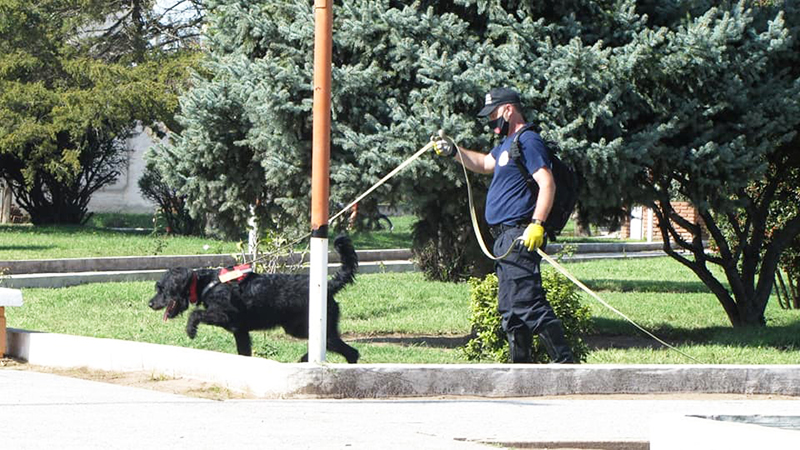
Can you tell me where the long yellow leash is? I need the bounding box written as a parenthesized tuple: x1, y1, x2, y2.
(245, 131, 702, 363)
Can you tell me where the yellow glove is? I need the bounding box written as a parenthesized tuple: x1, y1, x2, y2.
(431, 130, 457, 157)
(521, 222, 545, 251)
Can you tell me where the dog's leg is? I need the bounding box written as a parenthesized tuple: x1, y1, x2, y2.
(186, 309, 232, 340)
(323, 301, 359, 363)
(327, 337, 360, 364)
(297, 340, 358, 363)
(186, 310, 205, 339)
(233, 330, 252, 356)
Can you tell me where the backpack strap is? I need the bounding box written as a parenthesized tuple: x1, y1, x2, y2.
(508, 123, 542, 198)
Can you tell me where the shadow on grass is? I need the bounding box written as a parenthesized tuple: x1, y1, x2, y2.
(0, 245, 56, 253)
(583, 278, 712, 293)
(0, 224, 155, 236)
(588, 317, 800, 351)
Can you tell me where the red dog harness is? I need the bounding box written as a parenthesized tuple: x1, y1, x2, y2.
(189, 272, 200, 304)
(188, 264, 254, 305)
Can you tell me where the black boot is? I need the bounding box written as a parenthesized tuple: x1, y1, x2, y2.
(538, 322, 576, 364)
(507, 328, 533, 363)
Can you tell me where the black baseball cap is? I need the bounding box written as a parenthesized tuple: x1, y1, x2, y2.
(477, 87, 521, 117)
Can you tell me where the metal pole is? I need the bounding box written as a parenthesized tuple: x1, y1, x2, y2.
(308, 0, 333, 364)
(247, 205, 258, 256)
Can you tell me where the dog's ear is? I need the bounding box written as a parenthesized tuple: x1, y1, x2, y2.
(167, 268, 193, 293)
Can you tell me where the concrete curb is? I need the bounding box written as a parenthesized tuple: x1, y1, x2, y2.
(2, 260, 417, 289)
(2, 253, 667, 289)
(0, 249, 413, 275)
(0, 253, 670, 289)
(7, 328, 800, 399)
(1, 243, 676, 289)
(0, 242, 685, 275)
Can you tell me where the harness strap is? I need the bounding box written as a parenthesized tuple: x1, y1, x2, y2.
(508, 123, 541, 197)
(196, 264, 255, 302)
(189, 272, 199, 304)
(200, 282, 219, 299)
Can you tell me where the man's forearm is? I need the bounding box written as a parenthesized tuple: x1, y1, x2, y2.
(533, 183, 554, 223)
(455, 148, 492, 174)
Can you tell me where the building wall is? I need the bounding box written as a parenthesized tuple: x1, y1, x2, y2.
(88, 125, 159, 214)
(620, 201, 704, 243)
(650, 202, 704, 243)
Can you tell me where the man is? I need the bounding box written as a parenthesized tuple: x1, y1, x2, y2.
(433, 87, 575, 363)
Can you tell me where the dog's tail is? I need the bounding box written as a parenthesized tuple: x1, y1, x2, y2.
(328, 234, 358, 296)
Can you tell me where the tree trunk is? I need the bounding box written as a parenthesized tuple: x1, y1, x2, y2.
(573, 213, 592, 237)
(0, 179, 11, 224)
(654, 200, 777, 328)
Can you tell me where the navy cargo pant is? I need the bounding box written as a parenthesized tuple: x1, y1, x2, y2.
(492, 224, 560, 334)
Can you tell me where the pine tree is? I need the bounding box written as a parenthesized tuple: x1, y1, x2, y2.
(149, 1, 496, 275)
(149, 0, 619, 275)
(467, 0, 800, 327)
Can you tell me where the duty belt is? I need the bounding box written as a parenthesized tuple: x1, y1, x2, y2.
(489, 223, 525, 239)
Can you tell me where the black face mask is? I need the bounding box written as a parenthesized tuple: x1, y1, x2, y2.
(487, 115, 509, 135)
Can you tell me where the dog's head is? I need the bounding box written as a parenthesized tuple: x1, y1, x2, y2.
(149, 267, 196, 321)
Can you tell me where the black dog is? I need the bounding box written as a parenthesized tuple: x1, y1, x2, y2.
(148, 235, 360, 363)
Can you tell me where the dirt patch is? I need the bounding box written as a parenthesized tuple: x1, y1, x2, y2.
(1, 357, 254, 400)
(348, 333, 473, 348)
(583, 334, 665, 350)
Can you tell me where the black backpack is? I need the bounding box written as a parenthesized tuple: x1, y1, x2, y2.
(508, 124, 579, 241)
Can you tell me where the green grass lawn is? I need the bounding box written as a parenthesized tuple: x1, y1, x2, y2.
(346, 215, 415, 250)
(5, 272, 470, 364)
(0, 224, 239, 260)
(0, 214, 632, 260)
(6, 257, 799, 364)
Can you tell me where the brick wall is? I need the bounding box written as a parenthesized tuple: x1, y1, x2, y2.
(652, 201, 703, 242)
(621, 202, 704, 242)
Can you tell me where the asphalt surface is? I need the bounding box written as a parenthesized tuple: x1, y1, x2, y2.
(2, 369, 799, 450)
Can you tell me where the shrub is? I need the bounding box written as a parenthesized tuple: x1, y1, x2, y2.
(462, 270, 592, 363)
(86, 213, 154, 229)
(776, 235, 800, 309)
(138, 161, 204, 236)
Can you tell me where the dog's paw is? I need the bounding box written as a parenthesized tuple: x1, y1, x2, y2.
(186, 323, 198, 339)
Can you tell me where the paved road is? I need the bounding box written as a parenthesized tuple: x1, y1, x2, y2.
(3, 369, 799, 450)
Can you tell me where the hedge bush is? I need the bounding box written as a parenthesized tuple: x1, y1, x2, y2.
(138, 161, 204, 236)
(462, 270, 592, 363)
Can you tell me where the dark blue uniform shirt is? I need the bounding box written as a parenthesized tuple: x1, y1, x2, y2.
(485, 126, 551, 226)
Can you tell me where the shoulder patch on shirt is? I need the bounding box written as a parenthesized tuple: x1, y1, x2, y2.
(498, 150, 510, 167)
